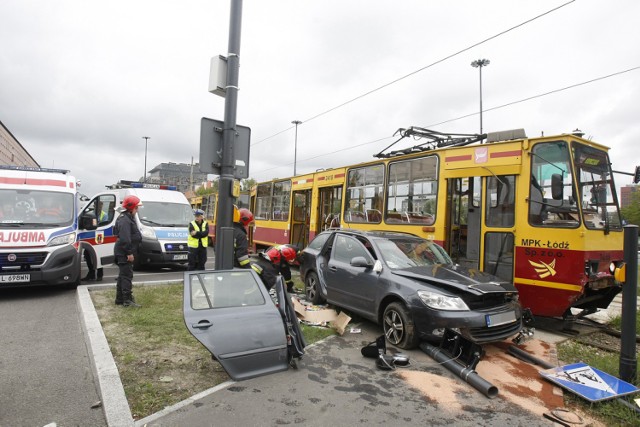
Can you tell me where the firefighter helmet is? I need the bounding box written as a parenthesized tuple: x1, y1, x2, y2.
(265, 247, 282, 264)
(238, 208, 254, 226)
(280, 245, 298, 264)
(122, 195, 142, 211)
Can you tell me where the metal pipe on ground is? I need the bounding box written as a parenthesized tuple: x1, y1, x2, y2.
(420, 342, 498, 399)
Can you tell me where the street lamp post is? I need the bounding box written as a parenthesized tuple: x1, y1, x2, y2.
(142, 136, 150, 183)
(291, 120, 302, 176)
(470, 59, 490, 135)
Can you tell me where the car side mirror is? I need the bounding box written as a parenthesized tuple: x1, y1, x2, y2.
(373, 260, 383, 273)
(351, 256, 373, 268)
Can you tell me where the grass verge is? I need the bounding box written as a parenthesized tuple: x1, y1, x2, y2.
(91, 280, 335, 420)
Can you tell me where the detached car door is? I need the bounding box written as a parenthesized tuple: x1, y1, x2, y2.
(183, 269, 289, 381)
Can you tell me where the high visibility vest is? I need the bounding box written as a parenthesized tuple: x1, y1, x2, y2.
(187, 220, 208, 248)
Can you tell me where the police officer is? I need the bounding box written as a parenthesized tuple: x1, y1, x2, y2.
(188, 209, 209, 270)
(233, 206, 253, 268)
(251, 246, 298, 292)
(114, 195, 143, 307)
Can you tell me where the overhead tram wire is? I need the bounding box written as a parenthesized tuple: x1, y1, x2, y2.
(250, 0, 576, 148)
(251, 65, 640, 179)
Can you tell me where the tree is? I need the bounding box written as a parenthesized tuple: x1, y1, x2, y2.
(241, 178, 256, 192)
(620, 189, 640, 226)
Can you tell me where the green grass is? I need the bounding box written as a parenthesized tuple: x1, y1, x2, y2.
(557, 311, 640, 427)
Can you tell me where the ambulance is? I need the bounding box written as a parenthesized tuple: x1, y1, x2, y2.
(0, 165, 93, 288)
(77, 181, 192, 270)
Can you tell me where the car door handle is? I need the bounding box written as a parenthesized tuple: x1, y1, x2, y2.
(192, 320, 213, 329)
(329, 266, 337, 272)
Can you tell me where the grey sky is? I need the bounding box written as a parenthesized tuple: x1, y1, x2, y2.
(1, 0, 639, 197)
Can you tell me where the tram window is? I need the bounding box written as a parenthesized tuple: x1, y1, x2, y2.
(271, 180, 291, 221)
(485, 175, 515, 228)
(345, 165, 384, 224)
(529, 141, 579, 228)
(255, 183, 272, 220)
(386, 156, 438, 225)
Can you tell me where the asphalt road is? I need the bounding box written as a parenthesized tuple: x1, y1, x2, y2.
(0, 256, 192, 427)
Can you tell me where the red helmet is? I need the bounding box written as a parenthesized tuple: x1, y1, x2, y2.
(265, 247, 281, 264)
(280, 246, 297, 264)
(122, 195, 142, 211)
(238, 208, 254, 226)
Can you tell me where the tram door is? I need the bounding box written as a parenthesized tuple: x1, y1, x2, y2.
(291, 190, 311, 249)
(447, 177, 481, 270)
(318, 186, 342, 232)
(447, 175, 516, 282)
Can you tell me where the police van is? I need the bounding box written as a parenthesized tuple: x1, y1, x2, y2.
(77, 180, 191, 270)
(0, 165, 94, 288)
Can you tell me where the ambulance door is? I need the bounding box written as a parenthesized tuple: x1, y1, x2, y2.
(78, 194, 118, 268)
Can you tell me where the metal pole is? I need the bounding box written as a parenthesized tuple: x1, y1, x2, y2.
(214, 0, 243, 270)
(142, 136, 150, 183)
(292, 120, 301, 176)
(619, 225, 638, 384)
(470, 59, 489, 136)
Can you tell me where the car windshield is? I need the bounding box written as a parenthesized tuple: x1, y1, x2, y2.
(138, 201, 193, 226)
(376, 238, 452, 269)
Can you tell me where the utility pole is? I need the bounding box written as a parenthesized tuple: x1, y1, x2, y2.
(292, 120, 301, 176)
(470, 59, 490, 135)
(142, 136, 150, 182)
(214, 0, 243, 270)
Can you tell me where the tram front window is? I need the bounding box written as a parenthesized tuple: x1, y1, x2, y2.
(574, 143, 621, 231)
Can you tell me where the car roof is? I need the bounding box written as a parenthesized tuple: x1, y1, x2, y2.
(322, 228, 420, 241)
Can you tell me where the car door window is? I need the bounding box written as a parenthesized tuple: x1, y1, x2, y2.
(333, 235, 370, 263)
(190, 271, 265, 310)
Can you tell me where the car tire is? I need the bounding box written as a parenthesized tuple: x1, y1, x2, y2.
(305, 271, 325, 304)
(383, 302, 419, 350)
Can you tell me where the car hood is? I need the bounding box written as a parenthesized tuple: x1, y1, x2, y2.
(390, 264, 516, 294)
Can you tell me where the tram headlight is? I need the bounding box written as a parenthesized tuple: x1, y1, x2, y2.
(609, 261, 626, 283)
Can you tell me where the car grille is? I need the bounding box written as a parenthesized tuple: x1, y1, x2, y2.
(467, 317, 523, 343)
(0, 252, 48, 270)
(466, 293, 516, 310)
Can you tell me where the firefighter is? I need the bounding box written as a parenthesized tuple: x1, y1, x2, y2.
(188, 209, 209, 270)
(251, 246, 298, 292)
(264, 244, 300, 293)
(233, 206, 253, 268)
(113, 195, 143, 307)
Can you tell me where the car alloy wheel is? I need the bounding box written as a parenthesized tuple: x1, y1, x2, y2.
(382, 302, 418, 350)
(305, 271, 324, 304)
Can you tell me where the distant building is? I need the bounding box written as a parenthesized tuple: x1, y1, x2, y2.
(620, 185, 638, 209)
(0, 119, 39, 167)
(147, 162, 209, 193)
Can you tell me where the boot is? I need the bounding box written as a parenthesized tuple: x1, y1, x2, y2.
(83, 271, 96, 281)
(96, 268, 104, 282)
(115, 286, 123, 305)
(122, 299, 141, 308)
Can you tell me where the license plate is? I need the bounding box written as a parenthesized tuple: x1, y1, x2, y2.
(173, 254, 188, 261)
(486, 310, 516, 327)
(0, 274, 30, 283)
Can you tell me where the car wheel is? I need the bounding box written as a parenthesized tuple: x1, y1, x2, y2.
(383, 302, 419, 350)
(305, 271, 325, 304)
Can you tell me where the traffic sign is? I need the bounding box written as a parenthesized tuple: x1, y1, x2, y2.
(199, 117, 251, 179)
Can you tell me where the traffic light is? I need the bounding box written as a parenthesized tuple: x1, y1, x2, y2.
(634, 165, 640, 184)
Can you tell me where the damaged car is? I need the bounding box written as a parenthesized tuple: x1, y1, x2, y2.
(300, 229, 523, 349)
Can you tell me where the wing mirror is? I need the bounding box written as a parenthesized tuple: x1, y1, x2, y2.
(351, 256, 373, 268)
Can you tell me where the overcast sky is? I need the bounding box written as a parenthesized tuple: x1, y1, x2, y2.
(1, 0, 639, 197)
